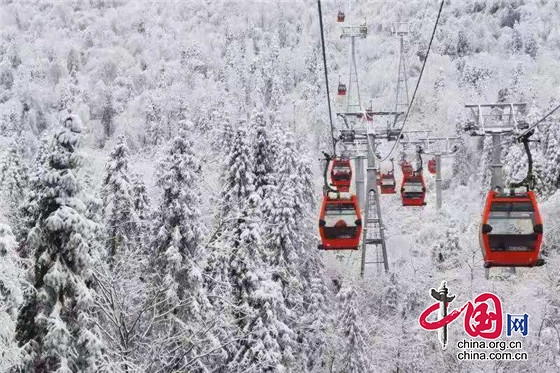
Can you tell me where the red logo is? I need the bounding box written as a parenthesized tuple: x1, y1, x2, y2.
(419, 281, 503, 348)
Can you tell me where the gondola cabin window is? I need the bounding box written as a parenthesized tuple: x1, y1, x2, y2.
(332, 165, 351, 180)
(403, 180, 424, 193)
(324, 203, 358, 228)
(486, 200, 539, 252)
(488, 208, 535, 235)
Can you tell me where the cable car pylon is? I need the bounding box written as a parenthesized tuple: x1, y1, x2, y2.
(392, 21, 410, 127)
(340, 16, 367, 117)
(360, 135, 389, 276)
(464, 102, 545, 278)
(402, 136, 460, 209)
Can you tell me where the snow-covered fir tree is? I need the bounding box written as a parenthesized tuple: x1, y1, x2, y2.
(252, 111, 275, 201)
(335, 285, 371, 373)
(149, 130, 216, 371)
(14, 136, 53, 246)
(0, 224, 27, 371)
(226, 190, 290, 371)
(0, 141, 28, 204)
(101, 135, 139, 261)
(13, 115, 103, 372)
(542, 121, 560, 197)
(131, 172, 151, 249)
(220, 124, 255, 216)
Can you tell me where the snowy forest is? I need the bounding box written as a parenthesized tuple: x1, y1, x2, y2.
(0, 0, 559, 372)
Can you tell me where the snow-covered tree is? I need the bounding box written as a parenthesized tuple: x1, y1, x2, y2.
(149, 130, 215, 371)
(542, 121, 560, 197)
(336, 285, 371, 373)
(231, 274, 294, 372)
(252, 111, 275, 200)
(430, 225, 463, 270)
(101, 136, 139, 261)
(15, 136, 52, 246)
(131, 172, 151, 249)
(478, 136, 493, 192)
(0, 142, 28, 203)
(503, 142, 529, 187)
(0, 224, 27, 372)
(13, 115, 103, 372)
(268, 132, 305, 274)
(221, 124, 255, 217)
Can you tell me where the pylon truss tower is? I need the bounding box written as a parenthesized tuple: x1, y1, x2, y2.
(393, 22, 410, 127)
(338, 117, 402, 277)
(341, 23, 367, 115)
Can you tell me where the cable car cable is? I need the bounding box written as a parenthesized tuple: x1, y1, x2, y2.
(517, 103, 560, 141)
(317, 0, 337, 156)
(378, 0, 444, 163)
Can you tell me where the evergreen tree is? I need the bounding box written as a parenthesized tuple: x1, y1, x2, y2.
(0, 224, 27, 372)
(206, 124, 258, 365)
(0, 142, 28, 203)
(148, 131, 216, 371)
(542, 122, 560, 197)
(265, 132, 311, 368)
(131, 172, 151, 249)
(221, 124, 255, 217)
(503, 143, 527, 187)
(252, 111, 275, 200)
(336, 286, 371, 373)
(269, 75, 284, 112)
(0, 223, 23, 318)
(290, 148, 329, 371)
(268, 133, 305, 273)
(430, 225, 462, 270)
(15, 136, 52, 246)
(227, 187, 295, 372)
(101, 136, 139, 261)
(13, 115, 103, 372)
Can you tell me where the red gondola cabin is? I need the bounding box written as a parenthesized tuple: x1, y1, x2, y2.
(428, 158, 436, 174)
(479, 190, 544, 268)
(338, 83, 347, 96)
(337, 11, 345, 22)
(330, 159, 352, 192)
(380, 172, 396, 194)
(400, 160, 413, 177)
(401, 172, 426, 206)
(318, 192, 362, 250)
